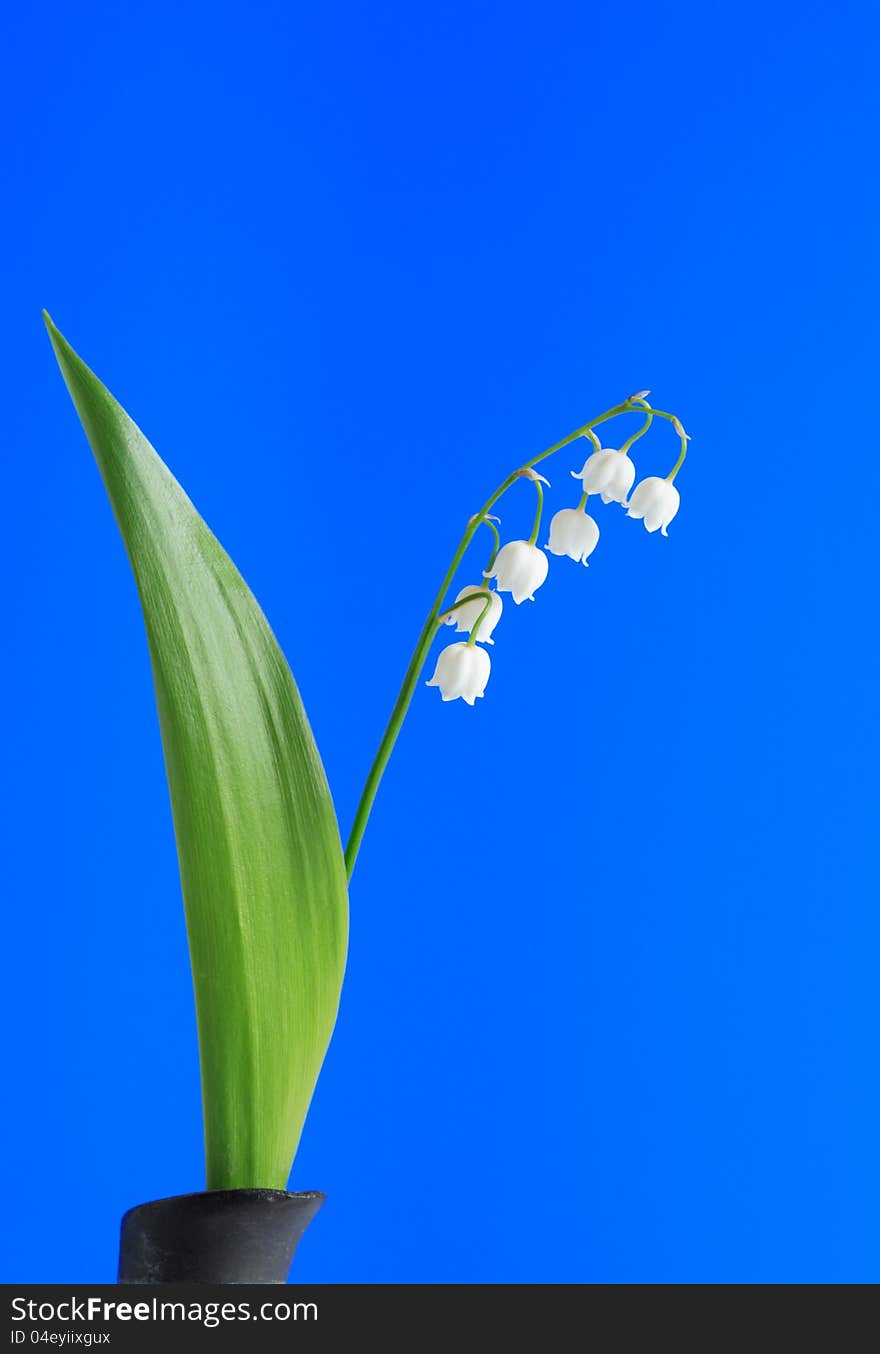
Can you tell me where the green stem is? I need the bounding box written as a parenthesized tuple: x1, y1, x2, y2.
(620, 410, 653, 454)
(343, 401, 632, 880)
(439, 589, 492, 624)
(466, 592, 495, 647)
(479, 516, 501, 575)
(666, 435, 688, 482)
(528, 481, 544, 546)
(630, 398, 689, 483)
(577, 490, 589, 511)
(629, 400, 681, 424)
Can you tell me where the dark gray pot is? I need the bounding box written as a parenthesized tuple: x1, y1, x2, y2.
(118, 1188, 324, 1284)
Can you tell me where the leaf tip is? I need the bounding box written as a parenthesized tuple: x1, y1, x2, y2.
(43, 312, 74, 372)
(43, 311, 64, 356)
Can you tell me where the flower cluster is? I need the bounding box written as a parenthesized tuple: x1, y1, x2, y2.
(426, 394, 688, 704)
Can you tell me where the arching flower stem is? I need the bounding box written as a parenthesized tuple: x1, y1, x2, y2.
(629, 397, 689, 483)
(619, 410, 654, 455)
(466, 592, 495, 647)
(343, 398, 652, 880)
(666, 431, 689, 483)
(476, 516, 501, 575)
(438, 590, 493, 624)
(527, 481, 544, 547)
(629, 398, 678, 421)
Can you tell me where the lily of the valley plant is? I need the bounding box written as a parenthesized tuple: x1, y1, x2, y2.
(45, 315, 690, 1193)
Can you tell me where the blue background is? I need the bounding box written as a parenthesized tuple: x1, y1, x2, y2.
(2, 0, 878, 1284)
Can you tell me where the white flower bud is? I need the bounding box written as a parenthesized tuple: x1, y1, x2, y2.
(570, 447, 636, 505)
(546, 508, 600, 565)
(625, 476, 680, 535)
(485, 540, 549, 604)
(426, 642, 491, 705)
(444, 585, 503, 644)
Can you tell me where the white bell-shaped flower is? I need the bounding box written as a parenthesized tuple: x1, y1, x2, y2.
(546, 507, 600, 565)
(444, 585, 503, 644)
(571, 447, 636, 504)
(625, 476, 680, 535)
(426, 642, 491, 705)
(485, 540, 549, 604)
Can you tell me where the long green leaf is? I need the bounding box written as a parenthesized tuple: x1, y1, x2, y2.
(45, 314, 348, 1190)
